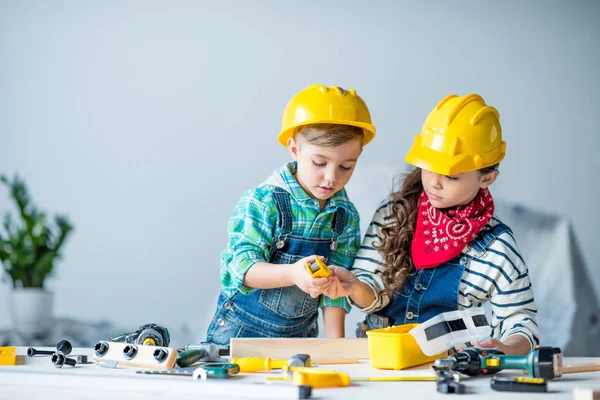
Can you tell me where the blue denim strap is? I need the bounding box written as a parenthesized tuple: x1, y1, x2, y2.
(470, 223, 513, 255)
(273, 190, 293, 247)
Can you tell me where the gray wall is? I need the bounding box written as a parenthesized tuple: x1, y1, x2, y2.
(1, 1, 599, 343)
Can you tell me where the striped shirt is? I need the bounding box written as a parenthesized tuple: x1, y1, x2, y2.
(219, 162, 361, 313)
(351, 197, 540, 349)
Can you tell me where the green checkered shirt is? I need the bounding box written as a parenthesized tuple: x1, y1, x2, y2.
(219, 162, 361, 312)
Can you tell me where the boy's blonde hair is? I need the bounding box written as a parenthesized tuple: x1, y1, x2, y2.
(295, 123, 364, 147)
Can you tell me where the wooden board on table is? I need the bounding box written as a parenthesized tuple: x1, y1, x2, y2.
(230, 338, 369, 359)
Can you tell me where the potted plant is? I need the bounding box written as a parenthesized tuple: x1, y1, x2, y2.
(0, 174, 73, 336)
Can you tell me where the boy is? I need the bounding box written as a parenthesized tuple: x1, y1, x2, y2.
(206, 84, 376, 344)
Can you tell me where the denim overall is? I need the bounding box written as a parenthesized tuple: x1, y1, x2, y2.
(207, 189, 346, 346)
(373, 222, 511, 327)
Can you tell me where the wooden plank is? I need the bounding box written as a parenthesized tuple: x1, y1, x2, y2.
(230, 338, 369, 359)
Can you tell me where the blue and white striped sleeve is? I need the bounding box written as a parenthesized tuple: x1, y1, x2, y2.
(347, 198, 393, 313)
(487, 231, 541, 349)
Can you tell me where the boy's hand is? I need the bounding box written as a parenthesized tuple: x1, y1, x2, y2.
(321, 265, 360, 299)
(290, 255, 332, 298)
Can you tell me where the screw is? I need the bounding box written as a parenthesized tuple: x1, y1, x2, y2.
(75, 355, 89, 364)
(94, 341, 109, 357)
(153, 348, 168, 363)
(123, 345, 138, 360)
(51, 352, 77, 368)
(27, 347, 54, 357)
(56, 340, 72, 356)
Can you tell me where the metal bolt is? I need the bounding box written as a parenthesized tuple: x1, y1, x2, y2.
(75, 355, 89, 364)
(27, 347, 54, 357)
(153, 348, 168, 363)
(123, 345, 138, 360)
(56, 340, 73, 356)
(94, 341, 109, 357)
(52, 351, 77, 368)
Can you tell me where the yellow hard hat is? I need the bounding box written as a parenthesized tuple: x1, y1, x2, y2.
(278, 84, 376, 147)
(405, 94, 506, 175)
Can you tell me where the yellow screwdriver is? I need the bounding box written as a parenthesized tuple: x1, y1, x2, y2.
(232, 354, 312, 372)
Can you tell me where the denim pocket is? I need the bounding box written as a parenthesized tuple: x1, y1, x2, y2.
(206, 309, 241, 346)
(259, 251, 319, 318)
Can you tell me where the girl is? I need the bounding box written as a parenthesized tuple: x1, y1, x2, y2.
(324, 94, 539, 355)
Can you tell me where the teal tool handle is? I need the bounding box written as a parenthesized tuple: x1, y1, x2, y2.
(202, 363, 240, 379)
(498, 355, 532, 375)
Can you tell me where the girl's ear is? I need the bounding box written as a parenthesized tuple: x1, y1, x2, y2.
(480, 169, 499, 189)
(287, 137, 300, 161)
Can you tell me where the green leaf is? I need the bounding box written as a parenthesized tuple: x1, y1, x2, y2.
(0, 174, 74, 287)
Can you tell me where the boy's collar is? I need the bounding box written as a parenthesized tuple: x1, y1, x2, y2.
(280, 162, 350, 208)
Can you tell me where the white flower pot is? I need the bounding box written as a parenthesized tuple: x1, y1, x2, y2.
(9, 288, 54, 336)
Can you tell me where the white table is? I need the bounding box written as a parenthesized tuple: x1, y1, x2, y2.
(1, 347, 599, 399)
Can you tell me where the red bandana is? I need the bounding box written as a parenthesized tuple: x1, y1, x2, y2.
(412, 189, 494, 269)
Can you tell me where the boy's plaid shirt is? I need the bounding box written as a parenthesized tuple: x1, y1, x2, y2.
(219, 162, 361, 312)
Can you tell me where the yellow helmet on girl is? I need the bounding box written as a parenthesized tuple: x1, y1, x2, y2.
(278, 84, 376, 146)
(405, 94, 506, 175)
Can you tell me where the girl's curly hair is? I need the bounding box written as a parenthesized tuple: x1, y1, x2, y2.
(376, 165, 499, 296)
(375, 168, 423, 295)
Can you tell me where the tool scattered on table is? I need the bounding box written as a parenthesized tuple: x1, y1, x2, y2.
(49, 340, 77, 368)
(355, 376, 438, 382)
(137, 363, 241, 379)
(0, 346, 16, 365)
(305, 257, 332, 278)
(27, 340, 72, 357)
(434, 346, 562, 378)
(74, 355, 90, 364)
(176, 342, 230, 367)
(409, 307, 491, 356)
(435, 369, 465, 394)
(52, 352, 77, 368)
(192, 363, 241, 380)
(93, 341, 178, 369)
(267, 367, 350, 388)
(268, 366, 437, 388)
(110, 323, 170, 347)
(490, 376, 547, 393)
(231, 354, 311, 372)
(312, 357, 359, 365)
(26, 347, 54, 357)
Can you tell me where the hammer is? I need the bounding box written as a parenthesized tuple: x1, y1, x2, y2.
(231, 354, 312, 372)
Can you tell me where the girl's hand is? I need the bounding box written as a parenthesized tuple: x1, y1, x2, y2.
(472, 338, 526, 355)
(290, 255, 332, 298)
(321, 265, 360, 299)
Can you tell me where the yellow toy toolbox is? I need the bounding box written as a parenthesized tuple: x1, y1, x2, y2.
(366, 324, 444, 370)
(0, 346, 16, 365)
